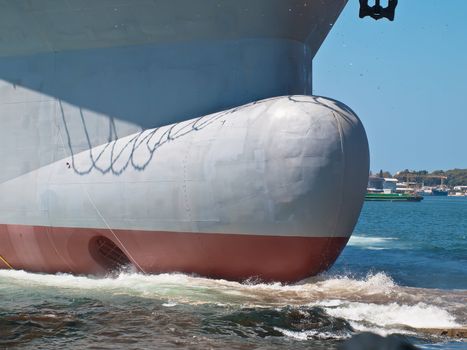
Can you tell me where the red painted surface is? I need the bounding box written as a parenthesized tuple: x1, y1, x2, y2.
(0, 224, 349, 283)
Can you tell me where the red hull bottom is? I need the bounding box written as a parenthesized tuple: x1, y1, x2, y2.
(0, 224, 349, 283)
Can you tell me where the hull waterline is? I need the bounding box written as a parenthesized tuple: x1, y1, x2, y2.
(0, 224, 349, 283)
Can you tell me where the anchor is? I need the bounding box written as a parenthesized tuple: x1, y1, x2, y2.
(359, 0, 398, 21)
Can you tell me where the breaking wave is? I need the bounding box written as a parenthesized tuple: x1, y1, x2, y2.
(0, 269, 465, 340)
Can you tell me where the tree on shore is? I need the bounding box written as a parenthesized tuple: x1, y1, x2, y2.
(394, 169, 467, 186)
(375, 169, 393, 178)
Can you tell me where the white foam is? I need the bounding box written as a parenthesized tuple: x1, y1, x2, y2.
(308, 272, 397, 298)
(162, 302, 177, 307)
(348, 235, 398, 250)
(0, 270, 399, 304)
(0, 269, 463, 336)
(273, 327, 350, 341)
(319, 301, 461, 329)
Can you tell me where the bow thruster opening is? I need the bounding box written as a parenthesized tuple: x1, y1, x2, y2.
(89, 236, 132, 273)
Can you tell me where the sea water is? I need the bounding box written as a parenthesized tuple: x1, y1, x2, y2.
(0, 196, 466, 349)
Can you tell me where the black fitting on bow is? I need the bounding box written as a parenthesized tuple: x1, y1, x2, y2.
(359, 0, 398, 21)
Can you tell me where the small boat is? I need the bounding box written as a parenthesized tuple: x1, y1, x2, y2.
(432, 187, 449, 196)
(365, 193, 423, 202)
(366, 177, 423, 202)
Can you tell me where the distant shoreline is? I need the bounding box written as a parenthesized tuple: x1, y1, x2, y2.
(370, 169, 467, 187)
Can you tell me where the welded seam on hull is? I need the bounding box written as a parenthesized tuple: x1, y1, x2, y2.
(182, 132, 194, 226)
(46, 101, 76, 271)
(331, 111, 346, 238)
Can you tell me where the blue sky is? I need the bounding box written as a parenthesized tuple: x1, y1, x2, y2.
(314, 1, 467, 174)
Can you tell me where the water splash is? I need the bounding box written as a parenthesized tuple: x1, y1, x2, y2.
(0, 269, 464, 341)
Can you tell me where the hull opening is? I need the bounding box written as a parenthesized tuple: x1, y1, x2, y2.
(89, 236, 132, 274)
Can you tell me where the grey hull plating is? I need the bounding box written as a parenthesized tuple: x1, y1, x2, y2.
(0, 1, 371, 281)
(0, 0, 347, 184)
(0, 96, 369, 237)
(0, 96, 368, 281)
